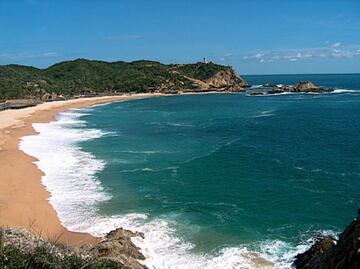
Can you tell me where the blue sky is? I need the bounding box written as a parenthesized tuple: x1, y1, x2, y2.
(0, 0, 360, 74)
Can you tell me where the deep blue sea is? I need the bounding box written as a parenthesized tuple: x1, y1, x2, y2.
(20, 74, 360, 269)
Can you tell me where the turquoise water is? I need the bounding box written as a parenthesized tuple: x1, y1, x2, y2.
(21, 74, 360, 268)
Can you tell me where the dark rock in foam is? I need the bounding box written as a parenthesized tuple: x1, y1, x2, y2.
(294, 209, 360, 269)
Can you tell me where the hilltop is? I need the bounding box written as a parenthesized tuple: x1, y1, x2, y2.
(0, 59, 249, 102)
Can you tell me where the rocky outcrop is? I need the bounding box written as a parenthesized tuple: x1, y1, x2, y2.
(41, 92, 59, 102)
(294, 209, 360, 269)
(183, 68, 249, 92)
(293, 81, 334, 93)
(226, 84, 249, 92)
(250, 90, 267, 96)
(268, 85, 296, 94)
(90, 228, 147, 269)
(250, 81, 334, 96)
(295, 81, 318, 91)
(0, 227, 146, 269)
(206, 69, 249, 90)
(0, 99, 40, 111)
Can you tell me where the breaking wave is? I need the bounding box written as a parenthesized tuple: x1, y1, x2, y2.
(19, 108, 332, 269)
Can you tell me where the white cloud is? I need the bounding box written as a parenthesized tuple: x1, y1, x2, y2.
(240, 43, 360, 63)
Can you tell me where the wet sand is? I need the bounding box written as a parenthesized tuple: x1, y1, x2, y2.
(0, 94, 161, 246)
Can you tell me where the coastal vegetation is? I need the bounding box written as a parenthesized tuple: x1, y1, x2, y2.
(1, 209, 359, 269)
(0, 227, 145, 269)
(0, 59, 248, 102)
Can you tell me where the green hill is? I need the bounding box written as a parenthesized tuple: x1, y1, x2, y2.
(0, 59, 249, 101)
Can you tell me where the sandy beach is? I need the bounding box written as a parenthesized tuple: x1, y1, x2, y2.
(0, 94, 161, 246)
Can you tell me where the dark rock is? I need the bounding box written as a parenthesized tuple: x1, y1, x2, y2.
(226, 84, 246, 92)
(294, 236, 336, 269)
(268, 86, 295, 94)
(41, 92, 58, 101)
(250, 90, 266, 96)
(264, 81, 334, 95)
(294, 81, 334, 93)
(294, 209, 360, 269)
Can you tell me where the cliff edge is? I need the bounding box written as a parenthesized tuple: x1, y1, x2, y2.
(294, 209, 360, 269)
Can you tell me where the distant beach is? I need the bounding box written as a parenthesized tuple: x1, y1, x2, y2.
(0, 94, 162, 246)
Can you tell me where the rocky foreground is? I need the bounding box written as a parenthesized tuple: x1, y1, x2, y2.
(1, 210, 359, 268)
(0, 227, 147, 269)
(294, 209, 360, 269)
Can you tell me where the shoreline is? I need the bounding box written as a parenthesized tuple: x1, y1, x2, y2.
(0, 93, 163, 246)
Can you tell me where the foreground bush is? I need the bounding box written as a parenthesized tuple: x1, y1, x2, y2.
(0, 244, 129, 269)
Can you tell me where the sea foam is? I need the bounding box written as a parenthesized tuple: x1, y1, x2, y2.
(19, 109, 112, 231)
(19, 108, 327, 269)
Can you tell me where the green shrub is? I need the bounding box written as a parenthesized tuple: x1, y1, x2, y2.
(0, 244, 126, 269)
(0, 245, 28, 269)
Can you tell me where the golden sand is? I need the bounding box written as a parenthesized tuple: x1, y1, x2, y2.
(0, 94, 161, 246)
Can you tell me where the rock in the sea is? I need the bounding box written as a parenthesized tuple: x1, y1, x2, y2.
(294, 81, 334, 93)
(263, 81, 334, 95)
(250, 90, 266, 96)
(295, 81, 318, 91)
(90, 228, 147, 269)
(268, 86, 295, 94)
(293, 209, 360, 269)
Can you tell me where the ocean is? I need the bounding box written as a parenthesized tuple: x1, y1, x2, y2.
(20, 74, 360, 269)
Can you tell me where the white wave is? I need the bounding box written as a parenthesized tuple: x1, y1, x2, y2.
(332, 89, 357, 94)
(119, 150, 168, 154)
(119, 166, 178, 173)
(166, 122, 194, 127)
(80, 213, 329, 269)
(19, 107, 333, 269)
(19, 109, 112, 231)
(89, 101, 119, 108)
(254, 110, 274, 118)
(246, 92, 295, 97)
